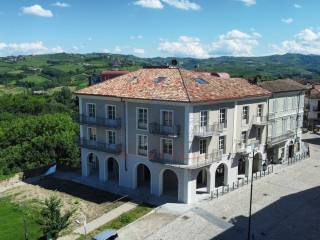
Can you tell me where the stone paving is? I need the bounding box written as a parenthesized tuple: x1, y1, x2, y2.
(119, 132, 320, 240)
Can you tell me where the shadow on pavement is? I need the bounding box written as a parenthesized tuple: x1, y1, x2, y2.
(302, 137, 320, 146)
(211, 186, 320, 240)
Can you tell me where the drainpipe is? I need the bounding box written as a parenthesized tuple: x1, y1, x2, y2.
(121, 98, 128, 171)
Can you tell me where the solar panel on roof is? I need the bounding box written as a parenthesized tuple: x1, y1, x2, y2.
(154, 76, 167, 83)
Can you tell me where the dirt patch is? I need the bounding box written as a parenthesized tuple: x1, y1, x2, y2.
(3, 177, 127, 227)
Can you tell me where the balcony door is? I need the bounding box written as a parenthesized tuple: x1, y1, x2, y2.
(257, 104, 263, 122)
(161, 138, 173, 162)
(88, 127, 97, 145)
(161, 110, 173, 134)
(87, 103, 96, 122)
(200, 110, 208, 133)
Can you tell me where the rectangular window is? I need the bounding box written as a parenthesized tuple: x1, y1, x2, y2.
(107, 130, 115, 144)
(162, 110, 173, 127)
(87, 103, 96, 118)
(199, 139, 207, 154)
(242, 106, 249, 123)
(200, 111, 208, 127)
(137, 134, 148, 156)
(106, 105, 116, 120)
(241, 131, 247, 144)
(137, 108, 148, 130)
(161, 138, 173, 155)
(257, 104, 263, 117)
(88, 127, 96, 141)
(219, 136, 226, 154)
(219, 108, 227, 127)
(284, 97, 288, 111)
(274, 99, 278, 113)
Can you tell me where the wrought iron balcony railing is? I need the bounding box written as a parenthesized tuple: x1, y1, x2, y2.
(149, 123, 180, 138)
(78, 114, 121, 129)
(193, 123, 223, 137)
(252, 115, 268, 125)
(149, 149, 223, 169)
(79, 138, 122, 155)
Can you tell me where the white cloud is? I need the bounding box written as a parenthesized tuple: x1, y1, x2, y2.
(158, 36, 209, 58)
(271, 28, 320, 55)
(102, 49, 110, 53)
(294, 4, 302, 8)
(158, 30, 260, 58)
(161, 0, 201, 10)
(133, 48, 145, 54)
(130, 35, 143, 40)
(0, 41, 63, 55)
(239, 0, 256, 7)
(281, 18, 293, 24)
(133, 0, 200, 10)
(134, 0, 164, 9)
(52, 2, 70, 8)
(113, 46, 122, 53)
(21, 5, 53, 17)
(210, 29, 259, 56)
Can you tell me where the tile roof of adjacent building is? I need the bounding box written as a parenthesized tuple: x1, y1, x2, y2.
(258, 79, 308, 93)
(75, 67, 271, 103)
(310, 84, 320, 99)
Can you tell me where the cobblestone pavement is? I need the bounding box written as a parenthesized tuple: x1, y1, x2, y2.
(120, 133, 320, 240)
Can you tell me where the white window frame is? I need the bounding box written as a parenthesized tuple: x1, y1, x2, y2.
(242, 105, 249, 121)
(199, 138, 207, 155)
(160, 138, 173, 156)
(160, 109, 174, 127)
(136, 134, 148, 157)
(106, 104, 116, 120)
(106, 130, 116, 145)
(257, 104, 263, 117)
(136, 107, 148, 131)
(219, 108, 227, 127)
(87, 103, 96, 118)
(87, 127, 97, 142)
(219, 135, 226, 154)
(200, 110, 208, 127)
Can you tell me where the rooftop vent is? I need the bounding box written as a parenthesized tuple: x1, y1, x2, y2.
(194, 78, 208, 85)
(154, 76, 167, 83)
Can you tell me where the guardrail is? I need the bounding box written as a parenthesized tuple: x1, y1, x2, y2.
(77, 114, 121, 129)
(149, 123, 180, 138)
(193, 123, 223, 137)
(149, 149, 223, 168)
(79, 138, 122, 155)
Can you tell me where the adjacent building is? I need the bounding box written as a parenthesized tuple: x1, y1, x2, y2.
(305, 84, 320, 129)
(75, 67, 306, 203)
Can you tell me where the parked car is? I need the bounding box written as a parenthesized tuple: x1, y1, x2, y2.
(91, 229, 118, 240)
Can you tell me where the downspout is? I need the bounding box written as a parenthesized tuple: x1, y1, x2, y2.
(121, 98, 128, 171)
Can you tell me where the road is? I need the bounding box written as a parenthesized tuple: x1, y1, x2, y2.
(118, 132, 320, 240)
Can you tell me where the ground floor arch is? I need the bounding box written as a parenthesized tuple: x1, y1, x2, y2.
(107, 157, 119, 183)
(215, 163, 228, 187)
(196, 168, 209, 194)
(162, 169, 178, 200)
(252, 153, 262, 173)
(87, 153, 99, 176)
(136, 163, 151, 191)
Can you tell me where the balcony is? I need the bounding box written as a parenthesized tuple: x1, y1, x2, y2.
(78, 114, 121, 129)
(267, 131, 295, 146)
(79, 138, 122, 155)
(235, 139, 261, 153)
(193, 123, 223, 138)
(252, 115, 268, 126)
(149, 123, 180, 138)
(149, 149, 223, 169)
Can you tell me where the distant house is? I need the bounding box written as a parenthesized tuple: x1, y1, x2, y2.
(89, 70, 129, 86)
(305, 84, 320, 129)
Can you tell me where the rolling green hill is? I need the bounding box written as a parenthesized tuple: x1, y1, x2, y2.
(0, 53, 319, 94)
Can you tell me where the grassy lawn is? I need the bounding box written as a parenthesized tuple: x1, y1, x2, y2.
(78, 203, 153, 240)
(21, 75, 48, 85)
(0, 197, 42, 240)
(0, 173, 15, 182)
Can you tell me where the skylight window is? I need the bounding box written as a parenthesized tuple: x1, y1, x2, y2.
(194, 78, 208, 84)
(154, 76, 167, 83)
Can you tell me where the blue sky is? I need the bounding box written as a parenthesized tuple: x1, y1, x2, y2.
(0, 0, 320, 58)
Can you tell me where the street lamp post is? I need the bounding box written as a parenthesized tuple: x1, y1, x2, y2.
(247, 148, 268, 240)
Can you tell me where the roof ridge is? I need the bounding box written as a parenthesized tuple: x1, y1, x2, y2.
(177, 68, 191, 102)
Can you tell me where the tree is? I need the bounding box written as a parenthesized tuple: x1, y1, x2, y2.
(38, 196, 75, 239)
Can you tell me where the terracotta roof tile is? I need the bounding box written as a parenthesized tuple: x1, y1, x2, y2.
(75, 68, 271, 102)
